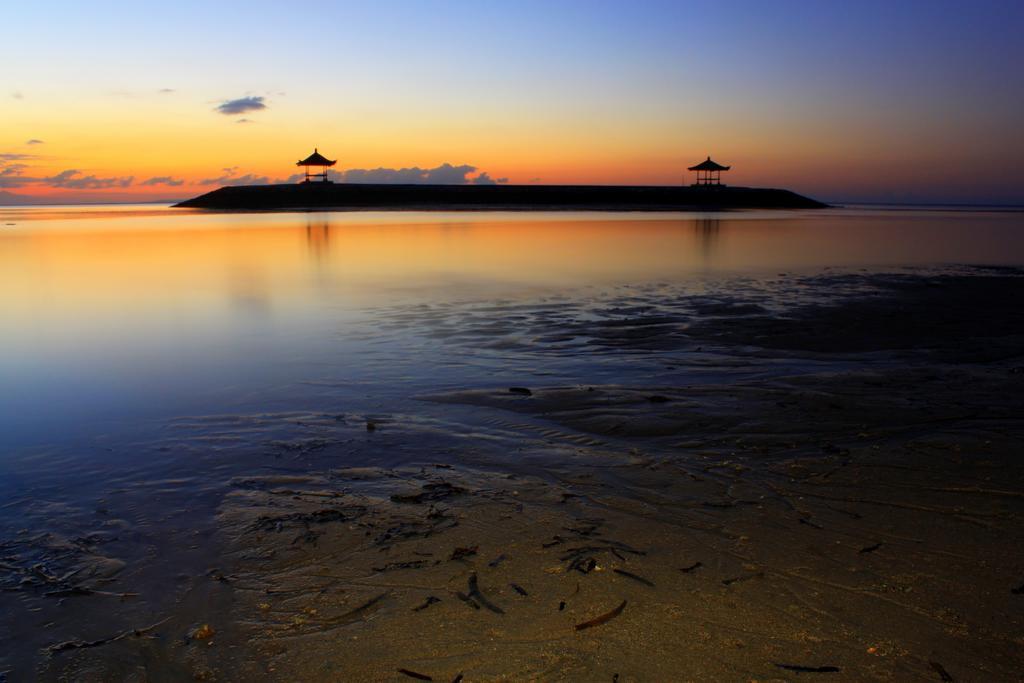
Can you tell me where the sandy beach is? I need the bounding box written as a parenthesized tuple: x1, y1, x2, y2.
(3, 261, 1022, 681)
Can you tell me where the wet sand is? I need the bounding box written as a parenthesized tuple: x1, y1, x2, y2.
(2, 269, 1024, 681)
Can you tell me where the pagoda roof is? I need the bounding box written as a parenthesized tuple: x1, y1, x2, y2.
(688, 156, 730, 171)
(296, 149, 337, 166)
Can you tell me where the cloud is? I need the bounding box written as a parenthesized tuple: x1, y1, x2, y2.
(139, 176, 184, 187)
(337, 163, 482, 185)
(472, 172, 508, 185)
(11, 91, 23, 100)
(267, 163, 509, 186)
(0, 157, 35, 187)
(0, 165, 32, 188)
(215, 96, 266, 115)
(198, 171, 270, 186)
(1, 154, 144, 193)
(196, 162, 504, 188)
(44, 170, 133, 189)
(159, 88, 175, 93)
(0, 190, 49, 205)
(236, 118, 254, 124)
(0, 164, 133, 190)
(224, 174, 270, 186)
(25, 139, 44, 145)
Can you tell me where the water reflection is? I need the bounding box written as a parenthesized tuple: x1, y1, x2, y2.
(694, 218, 721, 267)
(1, 206, 1022, 449)
(229, 264, 272, 314)
(2, 208, 1023, 333)
(305, 217, 331, 263)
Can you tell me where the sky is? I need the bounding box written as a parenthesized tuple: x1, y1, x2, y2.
(2, 0, 1022, 204)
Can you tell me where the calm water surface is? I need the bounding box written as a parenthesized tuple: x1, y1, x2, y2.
(3, 204, 1024, 679)
(1, 204, 1022, 453)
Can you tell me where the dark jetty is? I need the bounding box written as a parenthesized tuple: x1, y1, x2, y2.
(174, 183, 826, 211)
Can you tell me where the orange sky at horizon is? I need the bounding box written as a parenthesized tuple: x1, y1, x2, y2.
(5, 92, 1020, 205)
(7, 103, 1018, 205)
(3, 3, 1022, 205)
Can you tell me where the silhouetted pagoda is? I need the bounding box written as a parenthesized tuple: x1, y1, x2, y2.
(688, 156, 730, 186)
(296, 148, 336, 183)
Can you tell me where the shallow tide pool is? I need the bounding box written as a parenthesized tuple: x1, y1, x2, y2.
(3, 205, 1022, 449)
(2, 205, 1023, 681)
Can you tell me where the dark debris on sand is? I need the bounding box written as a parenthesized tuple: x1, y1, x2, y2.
(24, 269, 1024, 681)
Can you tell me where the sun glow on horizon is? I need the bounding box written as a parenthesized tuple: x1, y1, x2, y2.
(2, 1, 1022, 205)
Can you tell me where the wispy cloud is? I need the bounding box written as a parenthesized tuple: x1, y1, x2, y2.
(45, 170, 133, 189)
(472, 172, 508, 185)
(11, 91, 23, 100)
(0, 155, 36, 187)
(270, 163, 507, 186)
(25, 139, 44, 145)
(139, 176, 184, 187)
(0, 190, 39, 205)
(337, 163, 483, 184)
(0, 177, 31, 189)
(197, 169, 270, 186)
(215, 96, 266, 116)
(236, 118, 254, 124)
(158, 88, 175, 94)
(0, 163, 32, 188)
(0, 160, 135, 190)
(0, 190, 58, 205)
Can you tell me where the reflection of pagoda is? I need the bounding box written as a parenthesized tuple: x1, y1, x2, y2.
(296, 148, 336, 183)
(306, 219, 330, 262)
(695, 218, 720, 266)
(688, 156, 730, 186)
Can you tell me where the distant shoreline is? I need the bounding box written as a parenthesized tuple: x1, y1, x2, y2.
(7, 196, 1024, 212)
(173, 182, 828, 211)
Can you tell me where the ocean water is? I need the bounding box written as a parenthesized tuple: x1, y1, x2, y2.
(2, 204, 1022, 453)
(2, 204, 1024, 679)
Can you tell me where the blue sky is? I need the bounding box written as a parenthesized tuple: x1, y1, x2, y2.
(2, 0, 1022, 202)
